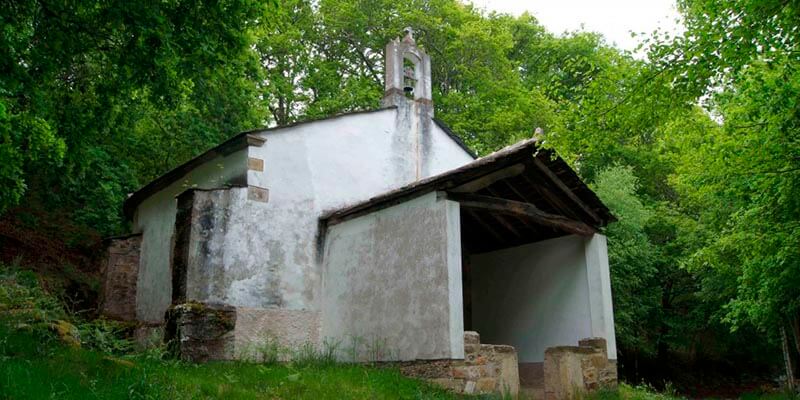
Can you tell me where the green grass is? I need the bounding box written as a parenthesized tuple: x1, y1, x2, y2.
(0, 327, 461, 399)
(586, 383, 798, 400)
(0, 265, 472, 399)
(587, 383, 685, 400)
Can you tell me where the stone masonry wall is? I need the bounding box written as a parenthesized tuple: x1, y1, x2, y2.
(397, 331, 519, 397)
(165, 302, 237, 362)
(99, 234, 142, 321)
(544, 337, 617, 400)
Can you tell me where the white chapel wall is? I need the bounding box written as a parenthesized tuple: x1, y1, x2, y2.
(133, 149, 247, 323)
(470, 234, 617, 363)
(320, 192, 464, 361)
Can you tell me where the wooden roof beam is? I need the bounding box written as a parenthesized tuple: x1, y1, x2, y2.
(449, 163, 525, 193)
(447, 192, 597, 237)
(531, 157, 602, 224)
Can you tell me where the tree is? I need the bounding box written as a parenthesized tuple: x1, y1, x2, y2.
(0, 0, 270, 234)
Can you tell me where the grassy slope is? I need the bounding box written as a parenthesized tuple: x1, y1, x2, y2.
(0, 326, 460, 399)
(0, 266, 465, 399)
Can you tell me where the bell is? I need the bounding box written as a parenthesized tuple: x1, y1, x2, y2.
(404, 86, 414, 95)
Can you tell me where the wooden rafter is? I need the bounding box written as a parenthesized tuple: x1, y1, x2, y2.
(531, 157, 602, 223)
(450, 163, 525, 193)
(519, 172, 581, 221)
(447, 192, 597, 237)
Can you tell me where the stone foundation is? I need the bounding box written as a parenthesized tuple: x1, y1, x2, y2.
(397, 331, 519, 397)
(544, 337, 617, 400)
(165, 302, 237, 362)
(99, 234, 142, 321)
(233, 307, 321, 361)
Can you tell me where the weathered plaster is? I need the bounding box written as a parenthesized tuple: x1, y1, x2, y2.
(584, 235, 617, 359)
(133, 149, 247, 323)
(132, 105, 472, 334)
(470, 234, 616, 363)
(321, 192, 464, 361)
(234, 308, 321, 360)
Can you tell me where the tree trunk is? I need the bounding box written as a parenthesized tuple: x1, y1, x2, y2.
(782, 326, 795, 391)
(791, 315, 800, 360)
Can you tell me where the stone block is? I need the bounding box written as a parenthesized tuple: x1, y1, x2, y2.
(99, 234, 142, 321)
(165, 302, 236, 362)
(464, 344, 480, 355)
(464, 331, 480, 345)
(247, 186, 269, 203)
(464, 380, 477, 394)
(397, 331, 519, 398)
(476, 377, 498, 393)
(452, 365, 483, 380)
(134, 325, 164, 350)
(544, 338, 617, 400)
(544, 347, 585, 400)
(428, 378, 464, 393)
(247, 157, 264, 171)
(579, 337, 608, 356)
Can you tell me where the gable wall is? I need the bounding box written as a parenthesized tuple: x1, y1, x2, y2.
(239, 108, 472, 313)
(131, 106, 474, 330)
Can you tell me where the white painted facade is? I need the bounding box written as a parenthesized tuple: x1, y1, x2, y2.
(131, 106, 474, 324)
(321, 192, 464, 360)
(133, 149, 248, 323)
(471, 234, 617, 362)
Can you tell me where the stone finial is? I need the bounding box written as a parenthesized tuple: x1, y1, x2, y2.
(403, 27, 415, 43)
(533, 127, 544, 140)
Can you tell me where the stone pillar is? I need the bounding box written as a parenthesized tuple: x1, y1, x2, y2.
(165, 302, 237, 362)
(99, 234, 142, 321)
(544, 337, 617, 400)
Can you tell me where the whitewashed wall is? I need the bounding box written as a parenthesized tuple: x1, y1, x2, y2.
(470, 234, 617, 363)
(320, 193, 464, 361)
(133, 149, 247, 323)
(131, 106, 474, 326)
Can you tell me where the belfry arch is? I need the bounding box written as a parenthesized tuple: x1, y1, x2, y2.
(382, 28, 433, 108)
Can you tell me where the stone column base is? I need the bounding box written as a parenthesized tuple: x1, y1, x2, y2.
(165, 302, 236, 362)
(544, 337, 617, 400)
(396, 331, 519, 397)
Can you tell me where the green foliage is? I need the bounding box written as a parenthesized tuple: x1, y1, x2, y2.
(594, 166, 659, 354)
(587, 383, 686, 400)
(77, 318, 134, 355)
(672, 55, 800, 332)
(0, 0, 270, 234)
(0, 266, 478, 399)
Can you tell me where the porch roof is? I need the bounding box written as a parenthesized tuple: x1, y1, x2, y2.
(321, 138, 615, 253)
